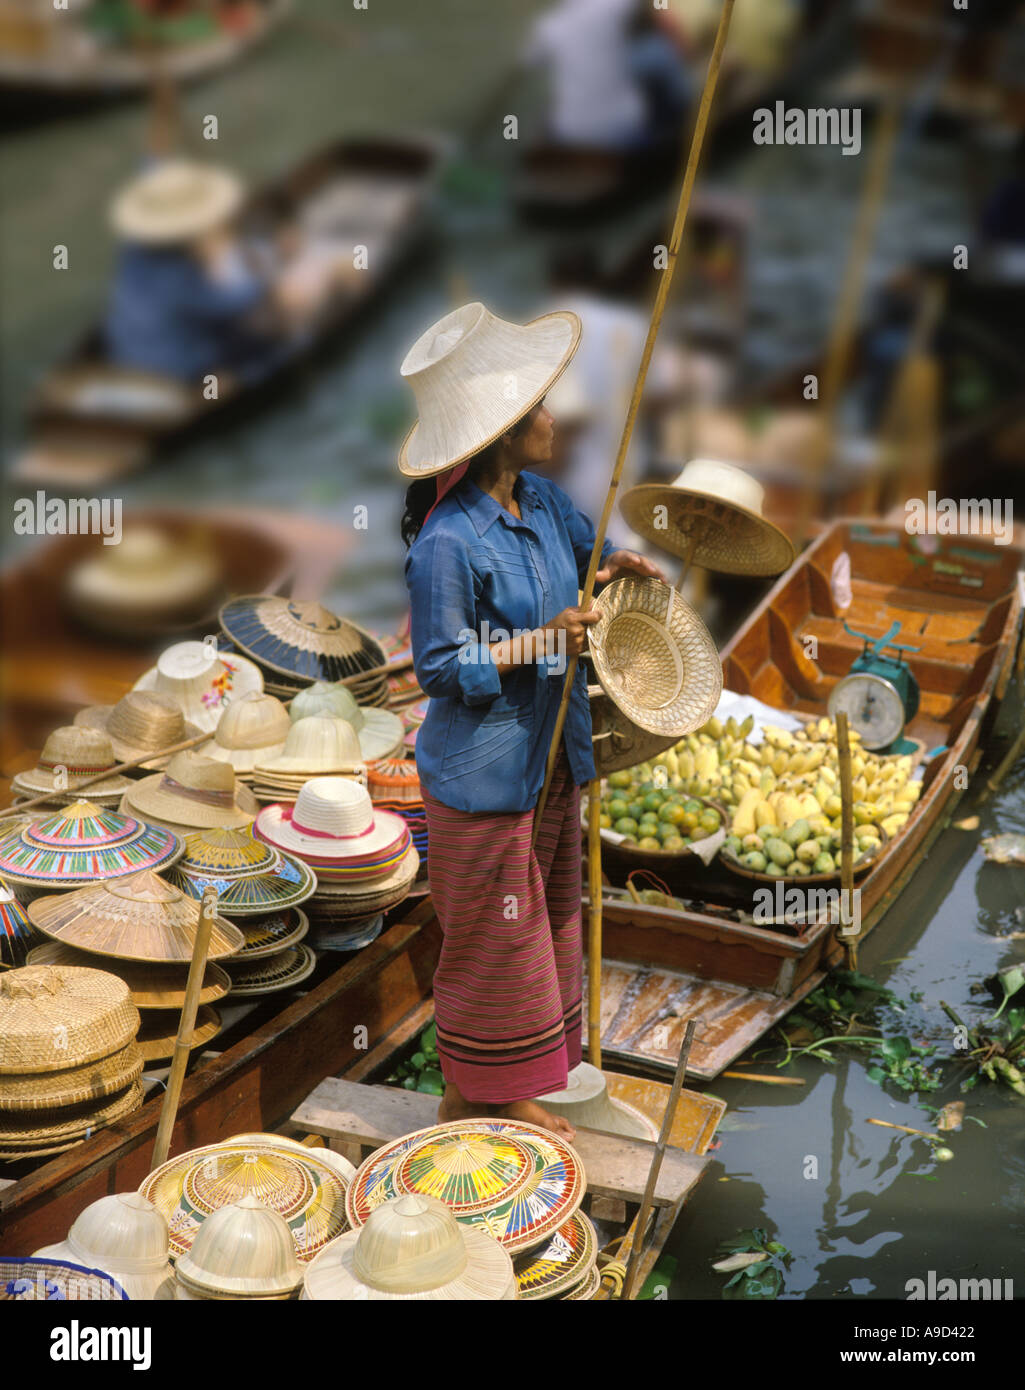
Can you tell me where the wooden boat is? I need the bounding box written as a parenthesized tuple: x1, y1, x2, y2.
(0, 0, 291, 105)
(591, 518, 1024, 1080)
(14, 132, 446, 486)
(0, 898, 725, 1299)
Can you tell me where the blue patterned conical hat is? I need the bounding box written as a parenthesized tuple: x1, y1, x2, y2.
(0, 802, 182, 890)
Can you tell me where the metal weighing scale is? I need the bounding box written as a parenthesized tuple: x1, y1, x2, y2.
(827, 620, 922, 755)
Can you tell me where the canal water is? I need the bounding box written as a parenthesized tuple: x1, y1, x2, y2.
(2, 0, 1022, 1301)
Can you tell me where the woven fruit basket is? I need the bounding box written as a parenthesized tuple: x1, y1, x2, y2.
(719, 823, 888, 888)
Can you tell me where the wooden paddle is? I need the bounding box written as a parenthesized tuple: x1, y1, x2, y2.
(532, 0, 736, 847)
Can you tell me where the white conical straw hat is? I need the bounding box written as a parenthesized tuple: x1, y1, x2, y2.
(256, 716, 363, 775)
(289, 686, 403, 761)
(203, 692, 291, 773)
(397, 302, 581, 477)
(33, 1193, 174, 1301)
(111, 160, 245, 245)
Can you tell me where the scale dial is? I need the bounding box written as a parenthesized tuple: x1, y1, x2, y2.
(828, 673, 906, 751)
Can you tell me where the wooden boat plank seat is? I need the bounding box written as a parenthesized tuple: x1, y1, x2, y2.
(292, 1078, 708, 1208)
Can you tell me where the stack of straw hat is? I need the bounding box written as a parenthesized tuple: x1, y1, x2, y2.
(289, 683, 404, 763)
(0, 801, 183, 903)
(140, 1137, 351, 1266)
(132, 639, 264, 735)
(250, 716, 366, 805)
(33, 1192, 174, 1300)
(165, 826, 317, 998)
(0, 878, 42, 970)
(120, 751, 259, 837)
(10, 727, 134, 810)
(200, 692, 291, 784)
(75, 690, 202, 771)
(173, 1197, 303, 1301)
(0, 964, 144, 1161)
(255, 778, 419, 943)
(26, 870, 243, 1064)
(343, 1118, 599, 1299)
(366, 757, 421, 808)
(219, 595, 390, 706)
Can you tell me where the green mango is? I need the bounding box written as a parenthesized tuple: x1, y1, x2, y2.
(783, 819, 810, 847)
(765, 837, 795, 867)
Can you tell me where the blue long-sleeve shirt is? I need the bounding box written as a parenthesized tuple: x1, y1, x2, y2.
(405, 470, 616, 813)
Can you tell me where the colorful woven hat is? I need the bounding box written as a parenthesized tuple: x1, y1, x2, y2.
(201, 692, 291, 775)
(136, 1006, 221, 1063)
(224, 944, 317, 997)
(0, 1257, 128, 1301)
(11, 727, 134, 804)
(235, 907, 310, 959)
(303, 1193, 516, 1301)
(0, 1080, 144, 1151)
(213, 1132, 356, 1184)
(367, 758, 422, 806)
(27, 940, 230, 1010)
(133, 640, 264, 734)
(589, 578, 723, 738)
(27, 870, 244, 964)
(289, 684, 405, 762)
(255, 778, 411, 881)
(140, 1140, 351, 1262)
(0, 802, 182, 892)
(305, 847, 419, 922)
(219, 596, 387, 685)
(345, 1119, 585, 1255)
(564, 1265, 601, 1299)
(75, 690, 203, 771)
(165, 826, 316, 916)
(121, 751, 258, 834)
(619, 458, 796, 576)
(0, 1042, 143, 1112)
(513, 1211, 598, 1300)
(0, 964, 139, 1074)
(33, 1192, 173, 1302)
(0, 878, 40, 969)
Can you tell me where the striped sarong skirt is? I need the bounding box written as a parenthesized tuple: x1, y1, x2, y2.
(422, 755, 582, 1104)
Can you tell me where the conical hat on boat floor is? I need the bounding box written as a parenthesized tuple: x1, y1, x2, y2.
(132, 640, 264, 735)
(302, 1193, 516, 1301)
(136, 1006, 221, 1064)
(120, 752, 259, 833)
(224, 944, 317, 997)
(289, 685, 405, 762)
(512, 1211, 598, 1301)
(219, 596, 388, 685)
(619, 458, 796, 577)
(200, 692, 292, 774)
(27, 870, 245, 964)
(0, 1042, 144, 1113)
(11, 727, 135, 801)
(26, 939, 230, 1009)
(74, 690, 203, 771)
(0, 1080, 144, 1150)
(164, 827, 316, 916)
(0, 802, 183, 893)
(0, 963, 140, 1074)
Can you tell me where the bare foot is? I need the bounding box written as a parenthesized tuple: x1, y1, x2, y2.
(495, 1098, 576, 1143)
(437, 1082, 490, 1124)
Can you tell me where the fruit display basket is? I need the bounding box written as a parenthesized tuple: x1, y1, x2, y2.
(719, 822, 888, 888)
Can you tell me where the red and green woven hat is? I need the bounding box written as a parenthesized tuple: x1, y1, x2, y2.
(0, 802, 182, 891)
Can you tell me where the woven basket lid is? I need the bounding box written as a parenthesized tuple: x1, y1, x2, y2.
(136, 1005, 221, 1063)
(165, 827, 316, 916)
(140, 1141, 350, 1262)
(0, 964, 139, 1074)
(589, 577, 722, 738)
(589, 685, 679, 778)
(0, 1079, 144, 1149)
(11, 726, 134, 799)
(202, 692, 291, 772)
(75, 690, 203, 771)
(176, 1196, 303, 1298)
(26, 939, 230, 1009)
(0, 878, 40, 970)
(132, 640, 264, 735)
(219, 596, 387, 684)
(0, 1257, 128, 1301)
(346, 1119, 586, 1254)
(236, 906, 310, 959)
(303, 1193, 517, 1301)
(27, 869, 244, 964)
(0, 1041, 143, 1112)
(0, 802, 182, 890)
(513, 1211, 598, 1300)
(619, 458, 796, 576)
(225, 943, 316, 997)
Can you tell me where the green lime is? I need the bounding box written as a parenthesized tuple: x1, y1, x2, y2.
(614, 818, 638, 836)
(607, 798, 629, 821)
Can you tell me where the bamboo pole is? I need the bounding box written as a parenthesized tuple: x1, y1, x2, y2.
(587, 779, 603, 1067)
(866, 1117, 941, 1142)
(150, 884, 218, 1171)
(621, 1018, 697, 1301)
(835, 711, 858, 971)
(977, 722, 1025, 805)
(532, 0, 736, 846)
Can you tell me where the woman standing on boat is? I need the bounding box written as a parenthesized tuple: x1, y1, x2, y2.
(400, 302, 662, 1140)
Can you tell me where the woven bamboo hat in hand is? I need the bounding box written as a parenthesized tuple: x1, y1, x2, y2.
(27, 869, 244, 964)
(202, 692, 291, 775)
(303, 1193, 517, 1301)
(397, 301, 581, 478)
(11, 728, 134, 804)
(0, 964, 139, 1074)
(589, 577, 723, 738)
(121, 751, 258, 833)
(589, 685, 678, 778)
(619, 458, 796, 576)
(133, 640, 264, 735)
(75, 690, 203, 771)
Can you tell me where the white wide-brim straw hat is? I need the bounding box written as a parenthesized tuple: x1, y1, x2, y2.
(133, 640, 264, 735)
(254, 778, 407, 861)
(121, 752, 258, 832)
(397, 301, 581, 478)
(201, 691, 291, 774)
(111, 160, 245, 245)
(618, 457, 796, 576)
